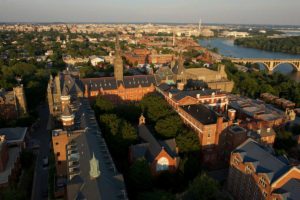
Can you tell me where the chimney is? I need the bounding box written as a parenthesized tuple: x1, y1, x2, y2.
(228, 109, 236, 121)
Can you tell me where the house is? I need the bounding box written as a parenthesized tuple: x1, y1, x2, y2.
(130, 115, 180, 174)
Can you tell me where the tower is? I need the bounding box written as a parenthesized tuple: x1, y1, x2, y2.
(60, 84, 71, 113)
(198, 18, 202, 34)
(61, 105, 75, 130)
(13, 85, 27, 116)
(174, 51, 186, 84)
(114, 33, 123, 81)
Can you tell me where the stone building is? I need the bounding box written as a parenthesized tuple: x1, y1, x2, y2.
(0, 85, 27, 120)
(47, 72, 83, 128)
(227, 138, 300, 200)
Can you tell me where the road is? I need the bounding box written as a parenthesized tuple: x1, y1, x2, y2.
(31, 104, 51, 200)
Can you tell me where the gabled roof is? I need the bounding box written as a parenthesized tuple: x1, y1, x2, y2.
(132, 125, 178, 162)
(233, 139, 290, 183)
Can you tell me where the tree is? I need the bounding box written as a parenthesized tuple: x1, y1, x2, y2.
(141, 94, 173, 123)
(183, 173, 220, 200)
(94, 96, 115, 113)
(155, 115, 182, 139)
(120, 120, 137, 144)
(128, 158, 153, 192)
(176, 129, 200, 153)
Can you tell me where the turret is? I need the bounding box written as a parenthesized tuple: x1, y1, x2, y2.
(61, 105, 74, 130)
(60, 84, 71, 112)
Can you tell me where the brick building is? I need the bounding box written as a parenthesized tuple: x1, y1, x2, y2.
(130, 115, 180, 174)
(124, 48, 150, 65)
(148, 54, 174, 64)
(227, 138, 300, 200)
(81, 36, 157, 103)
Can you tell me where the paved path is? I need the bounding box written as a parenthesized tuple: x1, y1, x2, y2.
(31, 104, 51, 200)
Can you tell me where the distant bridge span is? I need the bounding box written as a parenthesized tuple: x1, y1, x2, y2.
(228, 58, 300, 72)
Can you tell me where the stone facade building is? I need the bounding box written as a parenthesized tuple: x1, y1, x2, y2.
(0, 85, 27, 120)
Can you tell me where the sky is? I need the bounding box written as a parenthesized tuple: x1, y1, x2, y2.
(0, 0, 300, 25)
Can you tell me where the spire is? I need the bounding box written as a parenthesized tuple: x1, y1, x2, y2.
(89, 153, 101, 179)
(114, 32, 124, 81)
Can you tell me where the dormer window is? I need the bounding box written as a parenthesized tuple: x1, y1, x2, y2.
(233, 156, 240, 165)
(259, 176, 267, 188)
(245, 165, 252, 174)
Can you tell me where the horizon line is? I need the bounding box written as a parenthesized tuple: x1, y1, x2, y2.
(0, 21, 299, 27)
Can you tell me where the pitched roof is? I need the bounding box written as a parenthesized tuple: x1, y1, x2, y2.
(272, 178, 300, 200)
(234, 139, 290, 183)
(181, 104, 219, 125)
(132, 125, 178, 162)
(81, 75, 157, 91)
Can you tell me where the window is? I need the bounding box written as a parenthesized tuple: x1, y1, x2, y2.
(259, 176, 267, 188)
(57, 152, 60, 156)
(156, 157, 169, 172)
(262, 191, 267, 198)
(233, 156, 240, 165)
(56, 142, 59, 145)
(245, 165, 252, 174)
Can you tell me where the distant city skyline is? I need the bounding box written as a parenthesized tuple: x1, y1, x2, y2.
(0, 0, 300, 26)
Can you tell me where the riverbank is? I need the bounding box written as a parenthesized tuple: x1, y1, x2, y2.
(234, 36, 300, 55)
(199, 38, 300, 81)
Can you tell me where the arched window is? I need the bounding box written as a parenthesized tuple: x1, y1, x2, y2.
(156, 157, 169, 172)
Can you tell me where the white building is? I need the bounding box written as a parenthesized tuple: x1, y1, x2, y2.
(89, 56, 104, 67)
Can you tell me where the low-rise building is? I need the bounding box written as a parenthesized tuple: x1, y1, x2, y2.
(130, 115, 180, 174)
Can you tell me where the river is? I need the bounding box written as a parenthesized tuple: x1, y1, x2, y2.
(199, 38, 300, 81)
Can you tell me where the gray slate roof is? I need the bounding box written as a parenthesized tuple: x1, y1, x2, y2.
(131, 125, 178, 162)
(273, 178, 300, 200)
(81, 75, 157, 91)
(234, 139, 290, 183)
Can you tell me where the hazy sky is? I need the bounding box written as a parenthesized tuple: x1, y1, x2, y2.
(0, 0, 300, 25)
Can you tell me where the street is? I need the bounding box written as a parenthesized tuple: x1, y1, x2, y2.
(31, 104, 51, 200)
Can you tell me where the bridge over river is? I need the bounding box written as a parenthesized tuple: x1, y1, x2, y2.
(228, 58, 300, 72)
